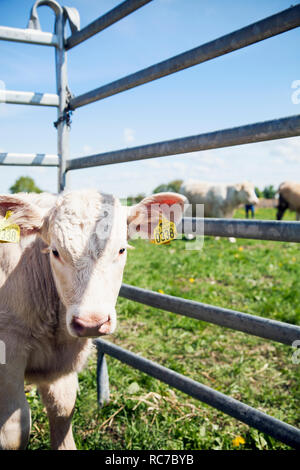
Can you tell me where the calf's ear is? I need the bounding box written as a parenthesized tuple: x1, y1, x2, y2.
(0, 195, 44, 236)
(127, 192, 188, 239)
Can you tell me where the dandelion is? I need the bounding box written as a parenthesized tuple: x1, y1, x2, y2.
(232, 435, 245, 447)
(189, 278, 195, 283)
(238, 246, 244, 252)
(158, 289, 164, 294)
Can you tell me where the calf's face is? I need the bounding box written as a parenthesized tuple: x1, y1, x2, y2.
(43, 192, 128, 338)
(0, 190, 187, 339)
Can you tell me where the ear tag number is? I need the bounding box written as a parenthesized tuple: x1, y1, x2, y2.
(0, 211, 20, 243)
(151, 217, 177, 245)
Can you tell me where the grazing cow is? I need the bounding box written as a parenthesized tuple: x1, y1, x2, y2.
(0, 189, 187, 450)
(180, 181, 258, 218)
(276, 182, 300, 221)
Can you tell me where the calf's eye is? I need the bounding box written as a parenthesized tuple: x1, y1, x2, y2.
(119, 248, 126, 255)
(52, 249, 60, 259)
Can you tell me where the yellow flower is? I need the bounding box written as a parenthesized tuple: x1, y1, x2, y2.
(232, 436, 245, 447)
(234, 254, 239, 259)
(189, 278, 195, 283)
(238, 246, 244, 251)
(158, 289, 164, 294)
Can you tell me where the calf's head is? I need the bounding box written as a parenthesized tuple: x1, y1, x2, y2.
(0, 190, 187, 338)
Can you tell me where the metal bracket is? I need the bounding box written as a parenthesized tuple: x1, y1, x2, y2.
(53, 109, 72, 129)
(53, 86, 74, 128)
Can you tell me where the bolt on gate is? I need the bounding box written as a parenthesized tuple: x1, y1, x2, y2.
(1, 0, 300, 449)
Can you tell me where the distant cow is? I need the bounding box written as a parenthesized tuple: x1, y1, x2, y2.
(276, 182, 300, 221)
(0, 189, 187, 450)
(180, 181, 258, 218)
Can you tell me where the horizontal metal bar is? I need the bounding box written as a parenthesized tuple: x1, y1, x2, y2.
(181, 218, 300, 243)
(69, 4, 300, 108)
(0, 25, 58, 46)
(119, 284, 300, 346)
(66, 0, 153, 50)
(0, 90, 59, 107)
(95, 339, 300, 449)
(66, 114, 300, 171)
(0, 153, 59, 167)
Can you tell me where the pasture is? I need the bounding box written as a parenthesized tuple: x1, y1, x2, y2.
(26, 207, 300, 450)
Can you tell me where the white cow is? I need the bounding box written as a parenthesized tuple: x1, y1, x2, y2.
(180, 181, 258, 218)
(0, 189, 187, 450)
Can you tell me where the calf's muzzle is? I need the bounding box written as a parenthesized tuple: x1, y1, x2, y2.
(71, 315, 112, 337)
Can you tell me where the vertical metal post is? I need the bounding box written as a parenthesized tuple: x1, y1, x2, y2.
(55, 11, 69, 192)
(96, 348, 110, 407)
(27, 0, 70, 193)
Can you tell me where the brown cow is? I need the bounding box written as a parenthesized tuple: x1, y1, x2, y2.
(276, 182, 300, 221)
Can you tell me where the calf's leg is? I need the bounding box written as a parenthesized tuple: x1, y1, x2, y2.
(38, 373, 78, 450)
(0, 357, 31, 450)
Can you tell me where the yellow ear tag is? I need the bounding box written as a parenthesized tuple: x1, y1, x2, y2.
(0, 211, 20, 243)
(151, 216, 177, 245)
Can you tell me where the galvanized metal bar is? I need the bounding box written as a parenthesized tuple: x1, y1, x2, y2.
(119, 284, 300, 346)
(96, 351, 110, 407)
(0, 25, 58, 46)
(0, 89, 59, 107)
(65, 0, 153, 50)
(66, 114, 300, 171)
(69, 4, 300, 109)
(95, 339, 300, 449)
(180, 218, 300, 243)
(0, 153, 59, 166)
(55, 7, 69, 192)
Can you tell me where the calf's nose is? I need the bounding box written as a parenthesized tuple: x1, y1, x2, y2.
(71, 315, 111, 337)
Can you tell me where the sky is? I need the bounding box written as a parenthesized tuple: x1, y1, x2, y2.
(0, 0, 300, 197)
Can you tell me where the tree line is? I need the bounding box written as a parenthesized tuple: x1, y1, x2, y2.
(9, 176, 277, 201)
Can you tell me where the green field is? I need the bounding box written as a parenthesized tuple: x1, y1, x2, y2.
(27, 207, 300, 450)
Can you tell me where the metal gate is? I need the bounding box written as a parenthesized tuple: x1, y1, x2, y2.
(1, 0, 300, 449)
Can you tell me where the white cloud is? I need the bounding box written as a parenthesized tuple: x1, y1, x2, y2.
(82, 144, 93, 155)
(285, 154, 300, 163)
(123, 128, 135, 144)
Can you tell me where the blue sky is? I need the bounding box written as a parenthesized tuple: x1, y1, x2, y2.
(0, 0, 299, 197)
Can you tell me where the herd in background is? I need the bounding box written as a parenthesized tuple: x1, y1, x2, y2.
(8, 176, 300, 221)
(179, 180, 300, 221)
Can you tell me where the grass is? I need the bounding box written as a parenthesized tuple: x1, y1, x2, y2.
(26, 207, 300, 450)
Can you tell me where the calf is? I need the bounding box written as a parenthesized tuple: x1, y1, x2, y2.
(0, 189, 186, 450)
